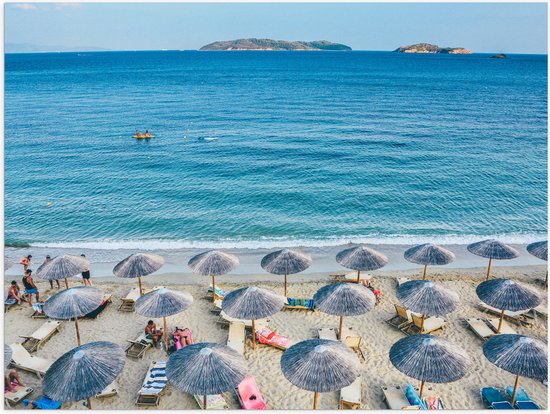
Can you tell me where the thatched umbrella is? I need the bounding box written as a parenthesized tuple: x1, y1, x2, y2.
(467, 239, 519, 280)
(261, 248, 312, 297)
(166, 342, 246, 409)
(4, 256, 15, 271)
(43, 286, 103, 345)
(43, 341, 125, 410)
(135, 287, 194, 350)
(390, 335, 470, 398)
(336, 245, 388, 283)
(483, 334, 547, 406)
(222, 286, 285, 351)
(5, 344, 12, 369)
(397, 280, 459, 333)
(313, 283, 375, 340)
(527, 240, 548, 288)
(113, 253, 164, 296)
(404, 243, 455, 280)
(281, 338, 360, 409)
(36, 255, 89, 289)
(476, 279, 542, 334)
(188, 250, 239, 301)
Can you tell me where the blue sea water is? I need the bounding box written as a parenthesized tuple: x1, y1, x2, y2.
(4, 51, 548, 249)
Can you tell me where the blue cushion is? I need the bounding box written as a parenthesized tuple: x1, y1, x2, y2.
(405, 384, 425, 409)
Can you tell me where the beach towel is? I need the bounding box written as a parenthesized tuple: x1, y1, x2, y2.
(140, 361, 167, 395)
(256, 327, 292, 349)
(405, 384, 427, 409)
(23, 396, 62, 409)
(208, 285, 228, 298)
(287, 298, 314, 309)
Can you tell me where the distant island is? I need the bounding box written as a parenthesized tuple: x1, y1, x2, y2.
(200, 38, 352, 51)
(490, 54, 507, 59)
(394, 43, 472, 54)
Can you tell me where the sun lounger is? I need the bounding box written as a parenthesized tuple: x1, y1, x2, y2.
(5, 384, 34, 407)
(136, 361, 168, 406)
(317, 327, 338, 341)
(466, 318, 494, 341)
(387, 304, 414, 330)
(19, 321, 62, 353)
(413, 386, 445, 409)
(217, 311, 268, 329)
(284, 297, 316, 311)
(236, 375, 267, 409)
(84, 294, 112, 319)
(206, 285, 228, 301)
(119, 287, 141, 312)
(227, 322, 246, 355)
(481, 387, 514, 409)
(211, 298, 223, 314)
(504, 386, 541, 409)
(126, 332, 153, 359)
(23, 395, 62, 409)
(194, 394, 229, 409)
(341, 328, 365, 362)
(404, 314, 445, 335)
(30, 302, 48, 319)
(479, 302, 533, 325)
(256, 327, 293, 350)
(96, 380, 118, 399)
(397, 277, 410, 287)
(9, 343, 53, 378)
(330, 272, 371, 283)
(340, 377, 361, 409)
(381, 385, 416, 410)
(487, 318, 517, 335)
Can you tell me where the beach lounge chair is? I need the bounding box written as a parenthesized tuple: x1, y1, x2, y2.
(504, 386, 541, 409)
(404, 314, 445, 335)
(84, 293, 112, 319)
(126, 332, 153, 359)
(386, 304, 414, 330)
(5, 294, 18, 313)
(341, 329, 365, 362)
(119, 287, 141, 312)
(19, 321, 62, 353)
(284, 297, 315, 311)
(317, 327, 338, 341)
(414, 386, 445, 409)
(30, 302, 48, 319)
(217, 311, 268, 329)
(397, 277, 410, 287)
(381, 385, 416, 410)
(9, 343, 53, 378)
(533, 303, 548, 319)
(193, 394, 229, 409)
(5, 384, 34, 407)
(211, 298, 223, 314)
(236, 375, 267, 409)
(22, 395, 62, 410)
(465, 318, 494, 341)
(227, 322, 246, 355)
(96, 380, 118, 399)
(479, 302, 533, 325)
(340, 377, 361, 409)
(206, 285, 228, 301)
(136, 361, 168, 406)
(487, 318, 517, 335)
(480, 387, 514, 409)
(256, 327, 293, 350)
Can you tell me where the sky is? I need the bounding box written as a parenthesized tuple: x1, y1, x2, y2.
(4, 2, 548, 53)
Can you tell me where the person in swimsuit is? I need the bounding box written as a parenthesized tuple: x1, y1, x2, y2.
(80, 254, 92, 286)
(19, 255, 32, 272)
(43, 255, 60, 289)
(4, 370, 24, 392)
(22, 270, 39, 307)
(145, 320, 163, 347)
(144, 130, 151, 137)
(135, 130, 143, 138)
(7, 281, 22, 305)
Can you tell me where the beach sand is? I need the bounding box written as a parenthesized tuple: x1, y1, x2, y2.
(4, 264, 548, 410)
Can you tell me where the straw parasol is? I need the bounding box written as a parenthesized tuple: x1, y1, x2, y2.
(483, 334, 547, 406)
(43, 341, 125, 410)
(467, 239, 520, 280)
(36, 255, 89, 289)
(281, 338, 360, 409)
(135, 287, 194, 350)
(188, 250, 239, 301)
(476, 278, 542, 334)
(4, 256, 15, 271)
(113, 253, 164, 296)
(5, 344, 12, 369)
(390, 334, 470, 398)
(404, 243, 455, 280)
(166, 342, 247, 409)
(222, 286, 285, 350)
(527, 240, 548, 288)
(43, 286, 104, 345)
(313, 283, 376, 340)
(397, 280, 459, 333)
(261, 249, 312, 297)
(336, 245, 388, 283)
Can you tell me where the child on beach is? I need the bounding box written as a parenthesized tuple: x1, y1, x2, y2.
(22, 270, 39, 306)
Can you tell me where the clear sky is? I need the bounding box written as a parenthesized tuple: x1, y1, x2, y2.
(5, 2, 548, 53)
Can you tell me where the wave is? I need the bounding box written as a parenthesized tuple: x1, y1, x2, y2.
(23, 233, 547, 251)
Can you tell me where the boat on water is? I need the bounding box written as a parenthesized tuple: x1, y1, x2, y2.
(133, 135, 154, 139)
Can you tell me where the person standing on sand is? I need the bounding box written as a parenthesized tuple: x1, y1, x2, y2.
(22, 270, 39, 307)
(19, 255, 32, 272)
(81, 254, 92, 286)
(43, 255, 60, 289)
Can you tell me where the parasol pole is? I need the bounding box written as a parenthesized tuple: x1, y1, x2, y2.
(138, 276, 143, 296)
(284, 274, 287, 297)
(203, 394, 207, 409)
(511, 374, 520, 406)
(497, 309, 505, 334)
(419, 380, 426, 399)
(420, 314, 425, 334)
(356, 270, 361, 283)
(212, 275, 216, 301)
(64, 278, 69, 289)
(86, 398, 92, 410)
(422, 265, 428, 280)
(338, 315, 344, 341)
(74, 318, 82, 346)
(313, 391, 319, 409)
(252, 319, 257, 350)
(163, 316, 168, 351)
(486, 258, 492, 280)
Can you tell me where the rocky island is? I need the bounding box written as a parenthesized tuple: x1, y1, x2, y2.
(200, 38, 352, 51)
(394, 43, 472, 54)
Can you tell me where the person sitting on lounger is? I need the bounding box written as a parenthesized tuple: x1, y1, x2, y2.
(7, 280, 22, 305)
(172, 327, 193, 350)
(22, 270, 39, 307)
(145, 320, 163, 347)
(5, 370, 25, 392)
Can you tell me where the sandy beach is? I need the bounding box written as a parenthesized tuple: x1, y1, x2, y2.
(4, 259, 548, 410)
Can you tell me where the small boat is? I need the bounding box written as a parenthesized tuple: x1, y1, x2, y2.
(133, 135, 154, 139)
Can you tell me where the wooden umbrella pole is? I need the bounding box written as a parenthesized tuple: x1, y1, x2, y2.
(497, 309, 505, 334)
(420, 314, 425, 333)
(252, 319, 257, 350)
(419, 381, 426, 399)
(356, 270, 361, 283)
(212, 275, 216, 301)
(138, 276, 143, 296)
(203, 394, 207, 409)
(422, 265, 428, 280)
(486, 258, 492, 280)
(511, 374, 520, 406)
(164, 316, 168, 351)
(284, 274, 287, 297)
(338, 315, 343, 341)
(74, 318, 82, 346)
(545, 270, 548, 290)
(86, 398, 92, 410)
(64, 278, 69, 289)
(313, 392, 319, 410)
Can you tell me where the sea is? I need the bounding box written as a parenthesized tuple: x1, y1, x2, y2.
(4, 51, 548, 252)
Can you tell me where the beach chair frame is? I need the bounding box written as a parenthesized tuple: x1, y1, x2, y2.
(381, 385, 416, 410)
(344, 335, 365, 362)
(340, 378, 362, 409)
(386, 304, 413, 330)
(96, 381, 118, 399)
(404, 314, 445, 335)
(9, 344, 52, 379)
(465, 318, 494, 341)
(478, 302, 533, 326)
(126, 334, 153, 359)
(4, 385, 34, 407)
(136, 361, 167, 406)
(19, 321, 62, 353)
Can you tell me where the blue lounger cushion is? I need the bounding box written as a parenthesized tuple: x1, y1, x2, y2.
(481, 387, 514, 409)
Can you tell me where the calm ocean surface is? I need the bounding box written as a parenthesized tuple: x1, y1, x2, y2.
(5, 51, 548, 250)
